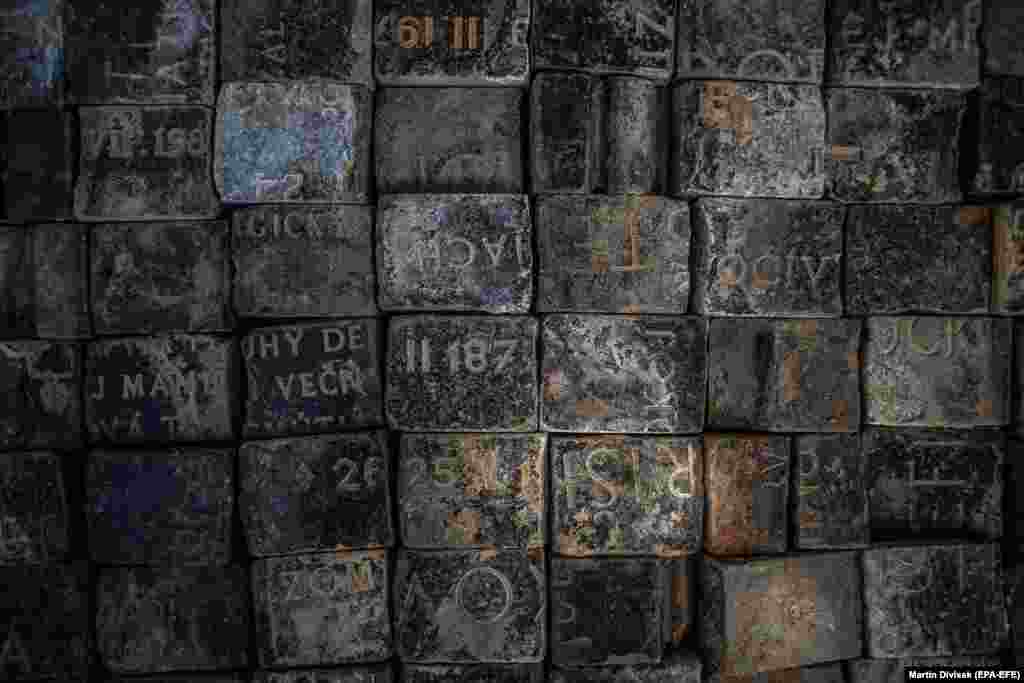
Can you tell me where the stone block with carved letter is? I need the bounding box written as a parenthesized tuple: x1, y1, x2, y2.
(0, 451, 68, 565)
(706, 662, 846, 683)
(376, 194, 533, 313)
(85, 448, 234, 565)
(0, 340, 81, 451)
(232, 205, 377, 318)
(994, 202, 1024, 315)
(845, 657, 1002, 683)
(403, 664, 543, 682)
(242, 319, 383, 438)
(552, 650, 702, 682)
(985, 0, 1024, 77)
(0, 0, 64, 108)
(239, 432, 393, 556)
(793, 433, 868, 550)
(3, 109, 74, 221)
(374, 87, 522, 194)
(252, 668, 392, 683)
(968, 78, 1024, 197)
(252, 550, 391, 667)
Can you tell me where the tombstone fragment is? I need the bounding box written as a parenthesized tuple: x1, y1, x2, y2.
(403, 664, 543, 682)
(845, 657, 1003, 683)
(793, 433, 868, 549)
(984, 0, 1024, 76)
(0, 0, 64, 107)
(1007, 442, 1024, 543)
(1018, 323, 1024, 437)
(0, 451, 68, 565)
(993, 202, 1024, 315)
(552, 651, 702, 682)
(252, 667, 392, 683)
(3, 109, 74, 221)
(968, 78, 1024, 196)
(0, 340, 81, 451)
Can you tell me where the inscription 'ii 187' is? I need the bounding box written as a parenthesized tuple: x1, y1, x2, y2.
(403, 337, 519, 374)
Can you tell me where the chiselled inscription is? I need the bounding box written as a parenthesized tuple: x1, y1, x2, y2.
(794, 434, 869, 549)
(0, 340, 81, 451)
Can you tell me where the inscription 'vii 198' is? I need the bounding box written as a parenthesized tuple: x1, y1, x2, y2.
(403, 337, 519, 374)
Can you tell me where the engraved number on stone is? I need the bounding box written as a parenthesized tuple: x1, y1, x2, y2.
(455, 566, 513, 623)
(333, 456, 385, 493)
(406, 337, 519, 374)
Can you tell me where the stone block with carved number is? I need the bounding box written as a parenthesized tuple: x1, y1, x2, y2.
(0, 451, 68, 565)
(967, 78, 1024, 197)
(552, 650, 702, 682)
(4, 109, 74, 221)
(0, 340, 81, 451)
(0, 0, 64, 108)
(793, 433, 869, 550)
(994, 202, 1024, 315)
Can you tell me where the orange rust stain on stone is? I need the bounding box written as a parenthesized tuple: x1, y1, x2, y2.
(799, 509, 820, 527)
(478, 545, 498, 561)
(783, 352, 801, 402)
(831, 399, 849, 431)
(621, 304, 644, 315)
(829, 145, 862, 161)
(847, 351, 860, 370)
(703, 81, 738, 129)
(672, 623, 689, 642)
(656, 544, 687, 558)
(527, 545, 545, 562)
(976, 399, 994, 417)
(558, 528, 592, 557)
(448, 509, 482, 544)
(463, 434, 497, 497)
(592, 253, 610, 273)
(334, 545, 353, 560)
(365, 547, 386, 560)
(958, 206, 992, 225)
(719, 267, 740, 289)
(576, 398, 609, 417)
(751, 268, 773, 290)
(797, 320, 817, 337)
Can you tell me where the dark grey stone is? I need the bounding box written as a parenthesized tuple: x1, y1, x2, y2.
(985, 0, 1024, 76)
(793, 433, 869, 550)
(994, 202, 1024, 315)
(668, 557, 695, 646)
(4, 109, 74, 221)
(108, 676, 247, 683)
(845, 657, 1003, 683)
(403, 663, 543, 682)
(1007, 442, 1024, 543)
(1007, 564, 1024, 666)
(705, 662, 845, 683)
(253, 667, 392, 683)
(0, 340, 81, 451)
(376, 194, 533, 313)
(386, 315, 538, 431)
(0, 226, 30, 336)
(239, 432, 394, 556)
(0, 0, 64, 108)
(0, 451, 68, 565)
(1018, 323, 1024, 436)
(551, 650, 702, 682)
(969, 78, 1024, 196)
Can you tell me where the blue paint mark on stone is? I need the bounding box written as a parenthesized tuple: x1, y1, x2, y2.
(271, 496, 289, 515)
(481, 287, 513, 305)
(495, 207, 513, 226)
(303, 399, 320, 417)
(142, 400, 162, 434)
(432, 207, 448, 224)
(16, 0, 50, 18)
(190, 492, 211, 512)
(271, 398, 289, 419)
(15, 47, 62, 97)
(103, 462, 179, 524)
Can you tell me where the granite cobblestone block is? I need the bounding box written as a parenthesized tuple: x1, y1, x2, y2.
(4, 109, 75, 221)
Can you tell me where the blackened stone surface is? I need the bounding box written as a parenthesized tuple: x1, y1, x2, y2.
(0, 226, 30, 336)
(0, 340, 81, 451)
(395, 548, 545, 662)
(373, 0, 530, 86)
(216, 82, 372, 204)
(984, 0, 1024, 76)
(707, 662, 846, 683)
(86, 334, 235, 444)
(863, 317, 1012, 427)
(536, 195, 690, 314)
(862, 543, 1007, 656)
(969, 78, 1024, 196)
(529, 73, 604, 194)
(403, 664, 543, 682)
(3, 109, 74, 221)
(1008, 442, 1024, 543)
(825, 89, 964, 203)
(233, 205, 377, 318)
(252, 550, 391, 667)
(253, 668, 392, 683)
(550, 435, 703, 557)
(376, 194, 533, 313)
(693, 199, 843, 317)
(532, 0, 675, 81)
(0, 0, 63, 108)
(552, 651, 702, 682)
(845, 658, 1002, 683)
(85, 447, 234, 565)
(670, 81, 826, 198)
(108, 676, 247, 682)
(605, 78, 668, 194)
(793, 433, 868, 549)
(65, 0, 215, 104)
(864, 428, 1003, 541)
(243, 319, 383, 438)
(0, 563, 89, 679)
(222, 0, 372, 84)
(96, 566, 250, 673)
(75, 106, 220, 220)
(239, 432, 394, 556)
(541, 315, 707, 433)
(0, 451, 67, 564)
(700, 553, 862, 676)
(994, 203, 1024, 315)
(91, 220, 232, 334)
(398, 433, 545, 549)
(386, 315, 538, 431)
(677, 0, 825, 82)
(374, 88, 523, 194)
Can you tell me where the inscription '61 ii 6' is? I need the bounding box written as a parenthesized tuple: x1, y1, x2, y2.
(404, 337, 519, 374)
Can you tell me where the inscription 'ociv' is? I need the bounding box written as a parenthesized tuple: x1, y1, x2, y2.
(711, 250, 838, 293)
(873, 319, 975, 358)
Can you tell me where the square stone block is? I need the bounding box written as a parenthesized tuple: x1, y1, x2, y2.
(845, 657, 1002, 683)
(222, 0, 372, 84)
(394, 548, 545, 663)
(403, 664, 543, 682)
(994, 202, 1024, 315)
(386, 315, 538, 431)
(985, 0, 1024, 76)
(4, 109, 74, 221)
(825, 88, 965, 203)
(398, 433, 545, 550)
(670, 81, 826, 198)
(75, 105, 220, 220)
(86, 448, 234, 565)
(0, 0, 64, 108)
(253, 550, 391, 667)
(239, 432, 394, 556)
(550, 434, 703, 557)
(968, 78, 1024, 196)
(862, 543, 1008, 657)
(66, 0, 214, 104)
(541, 315, 708, 434)
(216, 82, 372, 204)
(1007, 564, 1024, 665)
(91, 221, 232, 334)
(0, 340, 81, 451)
(552, 651, 702, 682)
(96, 566, 250, 673)
(536, 194, 690, 313)
(700, 552, 862, 676)
(373, 0, 529, 85)
(242, 319, 383, 438)
(0, 451, 68, 565)
(707, 662, 846, 683)
(86, 334, 236, 444)
(253, 668, 392, 683)
(863, 317, 1011, 427)
(376, 194, 533, 312)
(532, 0, 675, 81)
(793, 433, 868, 550)
(374, 87, 523, 193)
(693, 199, 843, 317)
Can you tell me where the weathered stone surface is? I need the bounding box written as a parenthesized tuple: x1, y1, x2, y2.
(86, 447, 234, 565)
(232, 205, 377, 318)
(552, 651, 702, 682)
(862, 543, 1007, 656)
(845, 657, 1003, 683)
(386, 315, 537, 431)
(376, 194, 533, 312)
(1007, 442, 1024, 543)
(86, 334, 235, 444)
(3, 109, 74, 221)
(75, 106, 220, 220)
(0, 226, 31, 336)
(670, 81, 826, 198)
(968, 78, 1024, 196)
(0, 451, 67, 564)
(398, 433, 545, 549)
(403, 663, 544, 682)
(668, 557, 695, 645)
(0, 0, 64, 108)
(985, 0, 1024, 76)
(863, 317, 1011, 427)
(994, 202, 1024, 315)
(239, 432, 394, 556)
(825, 89, 964, 203)
(532, 0, 675, 81)
(693, 199, 843, 317)
(700, 553, 862, 676)
(222, 0, 372, 83)
(793, 433, 868, 550)
(373, 0, 529, 85)
(65, 0, 214, 104)
(0, 340, 81, 451)
(541, 315, 707, 433)
(677, 0, 825, 83)
(252, 550, 391, 667)
(1007, 564, 1024, 665)
(108, 676, 247, 683)
(550, 435, 703, 557)
(91, 221, 232, 334)
(96, 565, 250, 673)
(846, 205, 991, 314)
(253, 667, 392, 683)
(536, 194, 690, 313)
(707, 662, 846, 683)
(216, 82, 372, 204)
